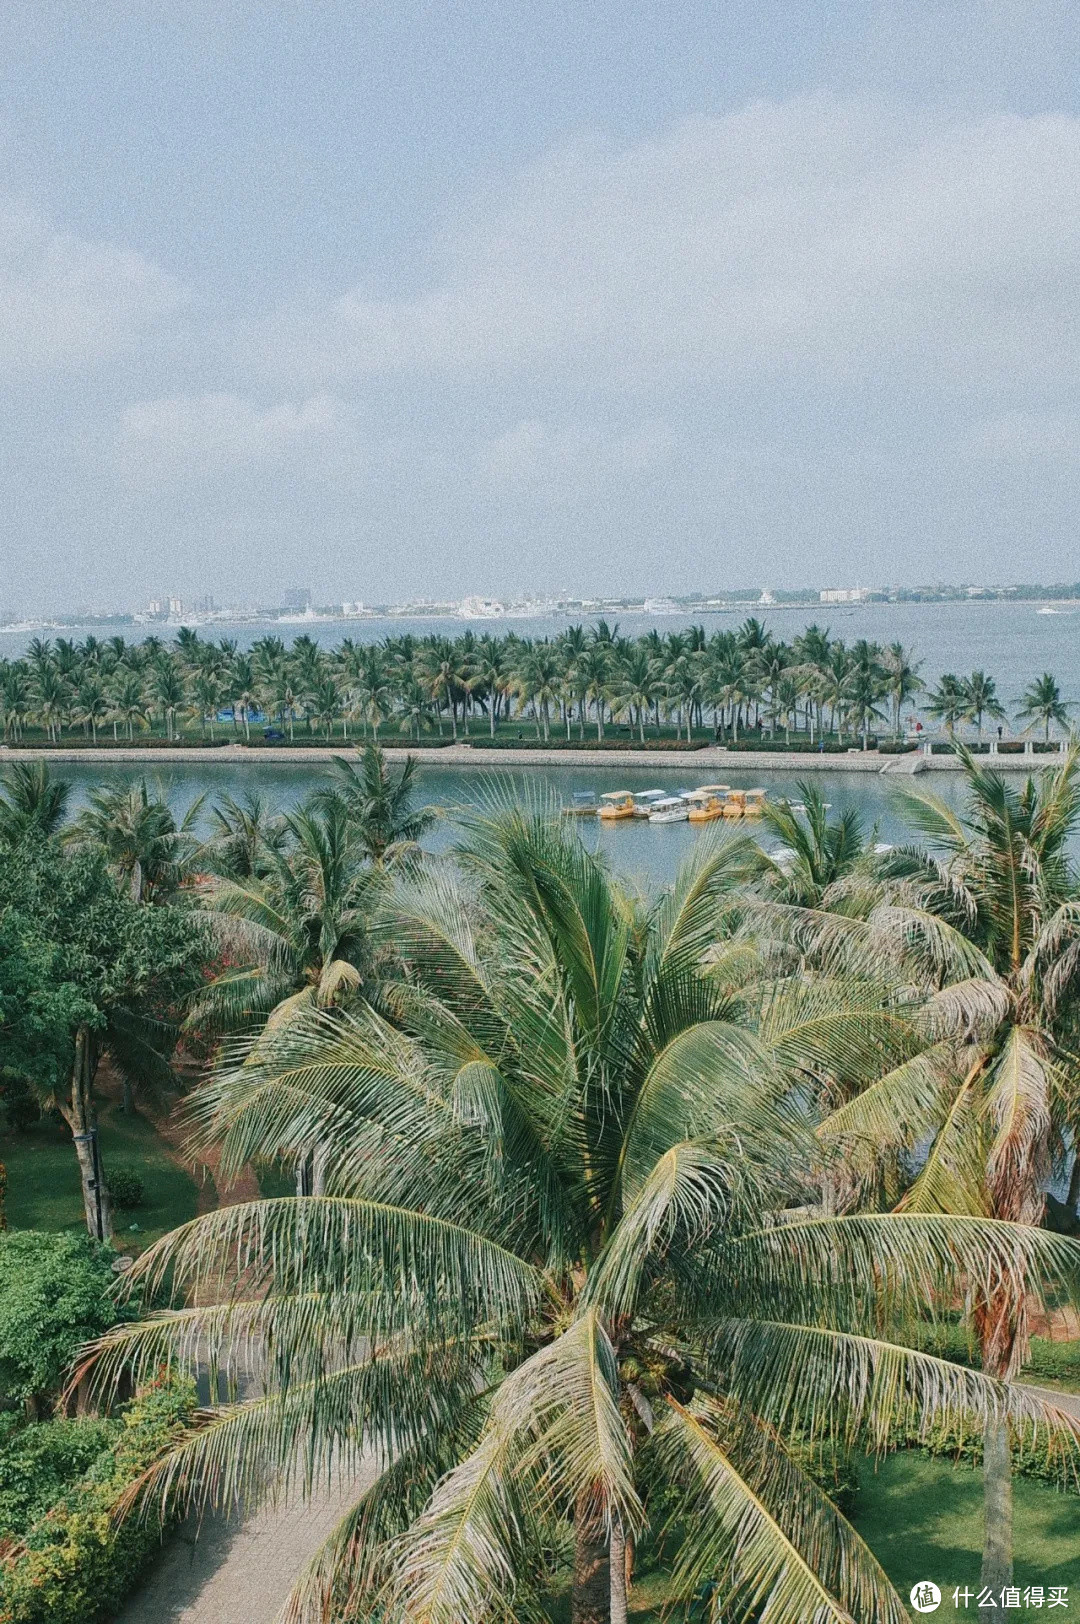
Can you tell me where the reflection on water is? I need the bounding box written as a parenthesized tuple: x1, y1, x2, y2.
(47, 757, 971, 890)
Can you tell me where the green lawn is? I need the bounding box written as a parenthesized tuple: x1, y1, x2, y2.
(614, 1452, 1080, 1620)
(0, 1101, 200, 1250)
(854, 1450, 1080, 1598)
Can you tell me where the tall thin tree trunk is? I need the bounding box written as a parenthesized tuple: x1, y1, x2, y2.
(572, 1507, 610, 1624)
(609, 1521, 628, 1624)
(980, 1416, 1013, 1620)
(66, 1025, 113, 1241)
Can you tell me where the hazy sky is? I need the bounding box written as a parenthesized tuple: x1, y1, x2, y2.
(1, 1, 1078, 612)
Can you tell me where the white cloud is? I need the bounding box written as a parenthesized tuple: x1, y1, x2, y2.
(0, 200, 183, 368)
(281, 96, 1080, 401)
(116, 391, 342, 481)
(478, 418, 677, 500)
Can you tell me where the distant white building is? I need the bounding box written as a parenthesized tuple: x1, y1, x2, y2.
(460, 596, 504, 619)
(341, 601, 365, 617)
(758, 589, 776, 606)
(820, 587, 870, 604)
(643, 598, 678, 614)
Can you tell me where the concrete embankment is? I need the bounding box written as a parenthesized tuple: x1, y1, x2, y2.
(0, 743, 1065, 771)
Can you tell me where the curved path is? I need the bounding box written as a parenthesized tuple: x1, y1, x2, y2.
(113, 1467, 372, 1624)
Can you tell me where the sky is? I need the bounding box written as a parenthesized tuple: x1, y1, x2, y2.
(0, 0, 1078, 613)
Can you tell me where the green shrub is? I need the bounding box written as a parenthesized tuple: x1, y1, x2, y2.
(106, 1167, 145, 1210)
(0, 1233, 117, 1410)
(1024, 1338, 1080, 1386)
(0, 1374, 196, 1624)
(0, 1417, 118, 1539)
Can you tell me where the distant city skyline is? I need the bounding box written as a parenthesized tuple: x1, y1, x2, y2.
(8, 577, 1080, 633)
(0, 4, 1078, 609)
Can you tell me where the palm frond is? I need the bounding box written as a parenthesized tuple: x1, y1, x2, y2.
(384, 1312, 640, 1624)
(656, 1395, 904, 1624)
(710, 1318, 1080, 1464)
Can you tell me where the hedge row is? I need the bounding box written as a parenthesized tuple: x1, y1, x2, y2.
(0, 1375, 195, 1624)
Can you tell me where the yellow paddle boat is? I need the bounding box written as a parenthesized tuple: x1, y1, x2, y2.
(686, 785, 731, 823)
(743, 788, 768, 818)
(598, 790, 636, 821)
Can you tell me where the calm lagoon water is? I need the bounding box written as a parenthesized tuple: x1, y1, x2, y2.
(52, 756, 967, 891)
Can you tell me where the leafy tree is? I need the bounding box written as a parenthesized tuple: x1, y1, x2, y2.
(0, 841, 205, 1235)
(0, 1231, 117, 1414)
(87, 814, 1080, 1624)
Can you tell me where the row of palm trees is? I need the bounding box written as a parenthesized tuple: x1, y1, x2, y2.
(15, 745, 1068, 1622)
(2, 623, 1073, 746)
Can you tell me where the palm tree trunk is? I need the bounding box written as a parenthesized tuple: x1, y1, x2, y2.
(609, 1521, 628, 1624)
(572, 1505, 610, 1624)
(980, 1415, 1013, 1619)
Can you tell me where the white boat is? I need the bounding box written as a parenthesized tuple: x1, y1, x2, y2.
(648, 796, 690, 824)
(631, 788, 668, 817)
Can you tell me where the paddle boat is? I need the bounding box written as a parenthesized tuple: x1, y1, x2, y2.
(743, 788, 768, 818)
(686, 785, 731, 823)
(631, 788, 668, 817)
(563, 790, 598, 817)
(598, 790, 637, 821)
(648, 795, 690, 824)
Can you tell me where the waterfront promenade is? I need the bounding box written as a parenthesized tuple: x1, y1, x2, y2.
(0, 742, 1067, 771)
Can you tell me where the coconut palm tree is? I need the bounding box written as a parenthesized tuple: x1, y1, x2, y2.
(32, 663, 70, 742)
(188, 671, 224, 740)
(962, 671, 1006, 740)
(881, 643, 923, 739)
(0, 761, 71, 844)
(0, 661, 30, 742)
(319, 743, 436, 866)
(756, 783, 868, 906)
(924, 673, 967, 738)
(149, 660, 187, 741)
(73, 675, 109, 743)
(67, 780, 204, 903)
(204, 790, 287, 880)
(84, 811, 1080, 1624)
(801, 751, 1080, 1599)
(608, 646, 658, 743)
(1017, 672, 1070, 742)
(108, 668, 149, 742)
(190, 795, 381, 1038)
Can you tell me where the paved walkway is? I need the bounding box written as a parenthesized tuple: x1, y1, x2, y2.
(114, 1467, 372, 1624)
(1, 742, 1063, 771)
